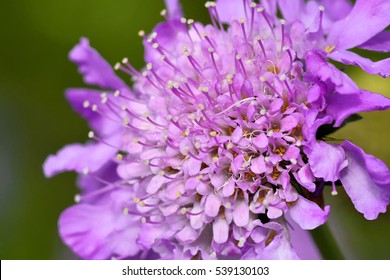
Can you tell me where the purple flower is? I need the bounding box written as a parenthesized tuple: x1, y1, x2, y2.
(44, 0, 390, 259)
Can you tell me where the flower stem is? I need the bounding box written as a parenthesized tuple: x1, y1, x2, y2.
(310, 223, 345, 260)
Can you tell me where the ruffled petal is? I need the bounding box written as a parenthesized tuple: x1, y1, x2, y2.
(59, 201, 140, 259)
(326, 89, 390, 127)
(340, 141, 390, 220)
(359, 31, 390, 52)
(69, 38, 127, 90)
(305, 50, 359, 94)
(43, 139, 118, 177)
(328, 50, 390, 78)
(327, 0, 390, 50)
(164, 0, 183, 20)
(65, 89, 120, 135)
(308, 141, 347, 182)
(289, 196, 330, 230)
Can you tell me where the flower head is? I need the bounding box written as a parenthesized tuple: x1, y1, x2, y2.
(44, 0, 390, 259)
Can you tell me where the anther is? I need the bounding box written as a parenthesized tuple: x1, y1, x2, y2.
(83, 100, 90, 108)
(123, 208, 129, 216)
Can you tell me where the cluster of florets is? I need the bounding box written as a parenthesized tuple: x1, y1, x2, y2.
(44, 0, 390, 260)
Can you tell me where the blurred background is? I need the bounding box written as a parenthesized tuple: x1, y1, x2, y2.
(0, 0, 389, 259)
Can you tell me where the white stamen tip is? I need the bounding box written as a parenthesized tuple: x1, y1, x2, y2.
(74, 194, 81, 203)
(180, 17, 187, 24)
(123, 208, 129, 216)
(82, 167, 89, 175)
(280, 19, 286, 25)
(114, 90, 120, 97)
(114, 63, 121, 70)
(141, 217, 147, 223)
(146, 63, 152, 70)
(257, 7, 264, 12)
(209, 131, 217, 137)
(238, 237, 246, 248)
(83, 100, 90, 108)
(331, 190, 338, 196)
(160, 9, 167, 16)
(122, 57, 128, 64)
(88, 131, 94, 139)
(138, 30, 145, 37)
(210, 251, 217, 258)
(180, 208, 187, 215)
(240, 18, 245, 24)
(290, 158, 298, 165)
(319, 5, 325, 12)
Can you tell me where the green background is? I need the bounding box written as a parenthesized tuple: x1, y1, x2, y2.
(0, 0, 389, 259)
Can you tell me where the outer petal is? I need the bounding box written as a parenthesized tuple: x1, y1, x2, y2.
(43, 139, 118, 177)
(256, 232, 299, 260)
(277, 0, 304, 22)
(309, 141, 347, 182)
(305, 50, 359, 94)
(328, 50, 390, 78)
(65, 89, 119, 135)
(359, 31, 390, 52)
(327, 0, 390, 50)
(289, 196, 330, 230)
(340, 141, 390, 220)
(59, 202, 140, 259)
(69, 38, 127, 90)
(215, 0, 246, 22)
(326, 89, 390, 127)
(164, 0, 183, 20)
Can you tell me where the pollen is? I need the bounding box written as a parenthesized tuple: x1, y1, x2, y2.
(324, 45, 336, 54)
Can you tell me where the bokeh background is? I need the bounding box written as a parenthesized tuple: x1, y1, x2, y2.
(0, 0, 389, 259)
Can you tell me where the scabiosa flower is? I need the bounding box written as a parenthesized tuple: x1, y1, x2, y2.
(44, 0, 390, 259)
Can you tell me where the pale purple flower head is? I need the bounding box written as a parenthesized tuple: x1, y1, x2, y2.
(44, 0, 390, 259)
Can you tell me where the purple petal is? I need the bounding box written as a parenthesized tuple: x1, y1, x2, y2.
(320, 0, 353, 22)
(176, 225, 198, 243)
(359, 31, 390, 52)
(287, 216, 322, 259)
(213, 215, 229, 244)
(326, 89, 390, 127)
(309, 141, 347, 182)
(43, 141, 117, 177)
(289, 196, 330, 230)
(327, 0, 390, 50)
(215, 0, 246, 22)
(69, 38, 127, 90)
(250, 156, 266, 174)
(295, 164, 316, 192)
(328, 50, 390, 78)
(277, 0, 304, 22)
(59, 203, 140, 259)
(204, 192, 221, 217)
(164, 0, 183, 20)
(252, 133, 269, 150)
(65, 89, 119, 135)
(305, 50, 359, 94)
(117, 162, 152, 180)
(340, 141, 390, 220)
(233, 198, 249, 226)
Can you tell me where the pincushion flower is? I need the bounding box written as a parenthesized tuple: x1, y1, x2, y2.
(44, 0, 390, 259)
